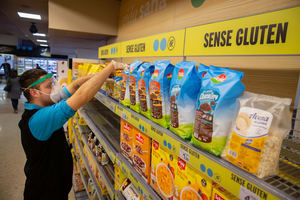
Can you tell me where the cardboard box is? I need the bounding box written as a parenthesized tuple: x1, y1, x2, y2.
(133, 130, 151, 183)
(212, 185, 239, 200)
(150, 140, 176, 200)
(174, 158, 213, 200)
(120, 119, 134, 164)
(114, 164, 127, 191)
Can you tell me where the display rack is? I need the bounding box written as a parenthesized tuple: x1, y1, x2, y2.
(94, 91, 300, 200)
(72, 126, 106, 200)
(74, 117, 115, 200)
(116, 191, 126, 200)
(72, 189, 89, 200)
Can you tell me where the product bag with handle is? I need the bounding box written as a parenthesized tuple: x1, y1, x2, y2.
(222, 91, 292, 178)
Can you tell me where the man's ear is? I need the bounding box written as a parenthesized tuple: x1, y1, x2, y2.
(29, 88, 40, 99)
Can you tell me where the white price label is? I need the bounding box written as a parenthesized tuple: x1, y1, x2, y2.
(180, 146, 190, 162)
(239, 186, 260, 200)
(121, 112, 127, 120)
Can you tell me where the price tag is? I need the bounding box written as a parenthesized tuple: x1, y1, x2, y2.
(180, 145, 190, 162)
(239, 186, 260, 200)
(121, 112, 127, 120)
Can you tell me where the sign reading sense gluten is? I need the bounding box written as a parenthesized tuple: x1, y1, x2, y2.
(185, 6, 300, 55)
(121, 29, 185, 57)
(98, 43, 122, 58)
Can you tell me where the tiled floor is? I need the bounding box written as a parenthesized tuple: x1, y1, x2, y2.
(0, 81, 75, 200)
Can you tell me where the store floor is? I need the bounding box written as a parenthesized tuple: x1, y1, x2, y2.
(0, 82, 75, 200)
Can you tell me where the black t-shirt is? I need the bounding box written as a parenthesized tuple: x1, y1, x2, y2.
(0, 63, 11, 73)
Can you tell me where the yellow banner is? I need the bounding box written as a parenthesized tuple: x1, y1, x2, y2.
(98, 43, 122, 58)
(121, 29, 185, 57)
(185, 6, 300, 55)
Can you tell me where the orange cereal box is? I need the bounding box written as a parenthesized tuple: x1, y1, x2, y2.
(174, 158, 213, 200)
(150, 140, 176, 200)
(120, 119, 134, 164)
(212, 184, 239, 200)
(133, 130, 151, 183)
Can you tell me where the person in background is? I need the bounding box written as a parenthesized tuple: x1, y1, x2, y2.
(35, 64, 41, 69)
(7, 70, 22, 113)
(18, 61, 124, 200)
(0, 59, 11, 80)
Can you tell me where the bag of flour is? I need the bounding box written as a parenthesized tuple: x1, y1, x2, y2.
(222, 91, 292, 178)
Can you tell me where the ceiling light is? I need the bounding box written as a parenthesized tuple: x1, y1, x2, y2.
(40, 44, 48, 47)
(17, 12, 41, 20)
(37, 39, 47, 43)
(33, 33, 46, 37)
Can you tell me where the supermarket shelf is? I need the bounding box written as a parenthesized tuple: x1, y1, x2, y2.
(115, 153, 161, 200)
(116, 191, 126, 200)
(76, 158, 90, 199)
(72, 126, 106, 200)
(78, 102, 119, 163)
(73, 188, 89, 200)
(74, 117, 90, 134)
(95, 91, 300, 200)
(79, 130, 115, 200)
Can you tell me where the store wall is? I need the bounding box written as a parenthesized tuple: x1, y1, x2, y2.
(116, 0, 300, 108)
(49, 0, 120, 36)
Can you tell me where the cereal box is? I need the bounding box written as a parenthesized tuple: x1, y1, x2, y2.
(120, 119, 134, 164)
(133, 130, 151, 183)
(150, 140, 176, 200)
(174, 158, 213, 200)
(212, 185, 238, 200)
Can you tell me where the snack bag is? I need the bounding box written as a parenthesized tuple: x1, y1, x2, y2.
(133, 130, 151, 183)
(120, 119, 134, 164)
(175, 158, 213, 200)
(120, 64, 130, 107)
(197, 63, 209, 79)
(112, 69, 123, 100)
(150, 140, 176, 200)
(222, 92, 292, 178)
(129, 60, 144, 113)
(137, 63, 155, 119)
(149, 60, 174, 128)
(169, 61, 201, 140)
(191, 67, 245, 156)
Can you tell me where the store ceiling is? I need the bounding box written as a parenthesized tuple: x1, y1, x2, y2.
(0, 0, 112, 58)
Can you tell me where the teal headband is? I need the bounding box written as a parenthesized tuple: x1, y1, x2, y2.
(28, 73, 53, 88)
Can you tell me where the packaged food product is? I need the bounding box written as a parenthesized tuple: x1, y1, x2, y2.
(137, 63, 155, 119)
(120, 119, 134, 164)
(129, 60, 144, 113)
(212, 184, 238, 200)
(114, 164, 127, 191)
(149, 60, 174, 128)
(222, 91, 292, 178)
(197, 63, 209, 79)
(150, 140, 176, 200)
(120, 179, 140, 200)
(105, 74, 114, 97)
(169, 61, 201, 140)
(133, 130, 151, 183)
(112, 69, 123, 100)
(120, 65, 130, 107)
(191, 66, 245, 156)
(101, 149, 109, 165)
(175, 158, 213, 200)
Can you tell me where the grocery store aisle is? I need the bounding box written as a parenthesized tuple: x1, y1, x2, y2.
(0, 82, 75, 200)
(0, 82, 26, 200)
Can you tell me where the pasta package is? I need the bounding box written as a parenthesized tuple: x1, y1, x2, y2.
(129, 60, 144, 113)
(120, 65, 130, 107)
(175, 157, 213, 200)
(150, 140, 176, 200)
(169, 61, 201, 140)
(222, 91, 292, 178)
(212, 184, 238, 200)
(150, 60, 174, 128)
(112, 69, 123, 100)
(120, 119, 135, 164)
(114, 164, 127, 191)
(137, 63, 155, 119)
(191, 66, 245, 156)
(132, 130, 151, 183)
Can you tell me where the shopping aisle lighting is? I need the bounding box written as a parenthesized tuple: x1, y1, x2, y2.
(37, 39, 47, 43)
(33, 33, 46, 37)
(17, 12, 41, 20)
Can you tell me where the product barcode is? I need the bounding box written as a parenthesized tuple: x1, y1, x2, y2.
(228, 149, 237, 158)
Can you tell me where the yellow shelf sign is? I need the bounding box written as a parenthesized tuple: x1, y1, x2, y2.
(98, 43, 122, 58)
(185, 6, 300, 55)
(121, 29, 185, 57)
